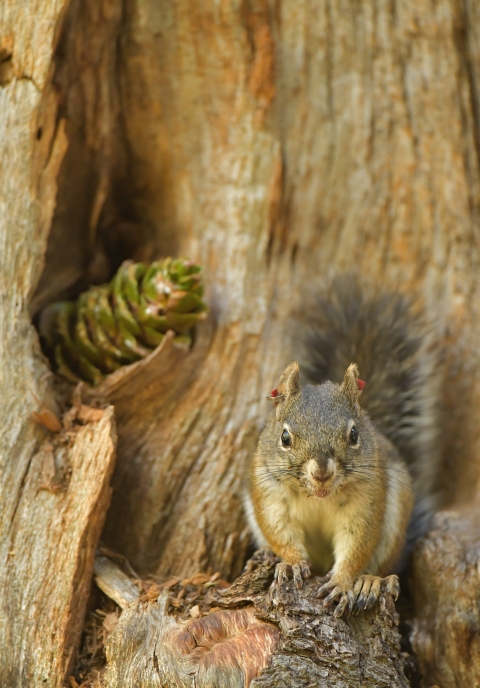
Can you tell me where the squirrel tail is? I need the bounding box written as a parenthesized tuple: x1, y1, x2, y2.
(296, 275, 440, 507)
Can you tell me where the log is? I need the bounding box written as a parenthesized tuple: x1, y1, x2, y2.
(98, 552, 409, 688)
(12, 0, 480, 585)
(94, 555, 141, 609)
(0, 406, 116, 686)
(86, 0, 480, 583)
(5, 0, 480, 682)
(0, 1, 119, 684)
(411, 508, 480, 687)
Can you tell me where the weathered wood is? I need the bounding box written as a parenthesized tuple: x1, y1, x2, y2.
(30, 0, 124, 314)
(96, 0, 283, 579)
(5, 0, 480, 683)
(411, 508, 480, 687)
(0, 2, 124, 684)
(100, 552, 409, 688)
(12, 0, 480, 585)
(94, 555, 140, 609)
(87, 0, 480, 583)
(0, 407, 116, 686)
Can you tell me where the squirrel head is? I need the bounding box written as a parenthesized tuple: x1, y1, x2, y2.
(261, 362, 377, 499)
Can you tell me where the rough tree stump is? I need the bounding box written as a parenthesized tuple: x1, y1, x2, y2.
(4, 0, 480, 684)
(96, 552, 410, 688)
(411, 508, 480, 687)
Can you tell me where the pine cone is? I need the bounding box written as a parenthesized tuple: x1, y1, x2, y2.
(40, 258, 208, 385)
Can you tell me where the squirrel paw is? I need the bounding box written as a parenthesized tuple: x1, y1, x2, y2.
(383, 574, 400, 600)
(353, 575, 381, 611)
(353, 574, 400, 611)
(317, 576, 355, 618)
(273, 560, 311, 590)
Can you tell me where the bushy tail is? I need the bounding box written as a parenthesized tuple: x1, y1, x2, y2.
(296, 276, 440, 502)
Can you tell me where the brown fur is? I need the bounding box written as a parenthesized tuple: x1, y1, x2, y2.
(244, 362, 414, 614)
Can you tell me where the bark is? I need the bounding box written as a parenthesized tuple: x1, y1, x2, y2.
(97, 551, 409, 688)
(4, 0, 480, 684)
(0, 1, 118, 685)
(0, 407, 116, 686)
(98, 0, 283, 579)
(411, 508, 480, 687)
(91, 0, 480, 582)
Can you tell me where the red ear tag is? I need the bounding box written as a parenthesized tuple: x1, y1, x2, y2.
(357, 379, 365, 391)
(267, 388, 285, 405)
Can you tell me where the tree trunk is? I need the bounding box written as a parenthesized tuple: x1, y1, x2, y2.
(95, 551, 410, 688)
(411, 506, 480, 687)
(1, 2, 117, 686)
(3, 0, 480, 684)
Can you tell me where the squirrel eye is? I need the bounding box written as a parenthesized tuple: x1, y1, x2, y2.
(281, 429, 292, 447)
(349, 427, 358, 445)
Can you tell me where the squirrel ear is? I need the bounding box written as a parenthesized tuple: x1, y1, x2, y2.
(267, 362, 300, 407)
(278, 361, 300, 398)
(342, 363, 362, 408)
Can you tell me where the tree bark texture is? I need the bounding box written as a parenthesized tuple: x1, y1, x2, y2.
(411, 507, 480, 687)
(83, 0, 480, 580)
(97, 551, 409, 688)
(1, 2, 118, 686)
(0, 405, 116, 686)
(3, 0, 480, 684)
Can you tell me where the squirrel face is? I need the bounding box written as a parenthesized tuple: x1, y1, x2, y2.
(262, 362, 378, 499)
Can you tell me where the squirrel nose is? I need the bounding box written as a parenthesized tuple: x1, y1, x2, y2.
(313, 462, 334, 483)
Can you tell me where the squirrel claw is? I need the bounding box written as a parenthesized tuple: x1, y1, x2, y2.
(319, 572, 401, 616)
(333, 592, 350, 618)
(317, 579, 334, 599)
(318, 578, 355, 617)
(272, 560, 310, 591)
(365, 589, 378, 610)
(347, 589, 355, 614)
(317, 574, 342, 599)
(353, 574, 400, 611)
(354, 575, 380, 611)
(292, 560, 311, 589)
(300, 560, 312, 579)
(384, 574, 400, 600)
(273, 562, 289, 586)
(323, 586, 342, 606)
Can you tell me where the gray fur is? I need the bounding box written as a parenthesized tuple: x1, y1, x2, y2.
(295, 276, 440, 504)
(260, 382, 378, 493)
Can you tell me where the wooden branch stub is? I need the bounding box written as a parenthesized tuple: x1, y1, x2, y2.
(411, 509, 480, 687)
(94, 555, 141, 609)
(101, 551, 409, 688)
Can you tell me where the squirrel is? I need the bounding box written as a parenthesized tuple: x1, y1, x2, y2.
(243, 277, 439, 617)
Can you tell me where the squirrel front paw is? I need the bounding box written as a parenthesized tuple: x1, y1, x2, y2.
(317, 574, 355, 617)
(318, 573, 400, 617)
(273, 559, 311, 590)
(353, 574, 400, 611)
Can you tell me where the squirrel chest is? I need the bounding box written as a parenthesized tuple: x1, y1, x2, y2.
(287, 492, 336, 573)
(266, 485, 367, 574)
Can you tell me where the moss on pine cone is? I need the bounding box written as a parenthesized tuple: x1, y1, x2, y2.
(39, 258, 208, 386)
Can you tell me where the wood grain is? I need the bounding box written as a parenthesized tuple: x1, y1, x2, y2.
(100, 552, 409, 687)
(411, 508, 480, 687)
(0, 408, 116, 686)
(89, 0, 480, 582)
(4, 0, 480, 683)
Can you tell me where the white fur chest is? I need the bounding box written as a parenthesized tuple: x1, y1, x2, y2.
(286, 492, 341, 573)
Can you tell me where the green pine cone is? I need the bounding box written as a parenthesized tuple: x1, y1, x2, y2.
(40, 258, 208, 385)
